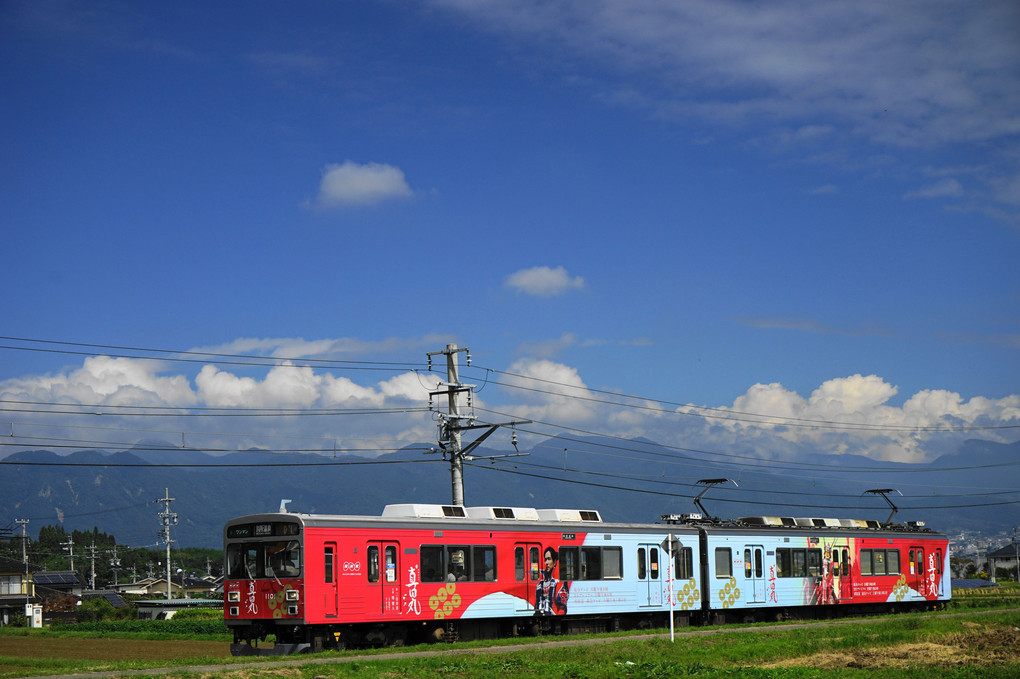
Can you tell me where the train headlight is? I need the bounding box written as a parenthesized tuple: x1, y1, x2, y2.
(285, 589, 299, 602)
(227, 592, 240, 602)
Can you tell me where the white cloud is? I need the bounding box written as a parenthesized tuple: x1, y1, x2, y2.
(504, 266, 585, 297)
(678, 375, 1020, 462)
(2, 345, 1017, 464)
(0, 356, 196, 406)
(311, 161, 414, 208)
(904, 178, 964, 200)
(437, 1, 1020, 146)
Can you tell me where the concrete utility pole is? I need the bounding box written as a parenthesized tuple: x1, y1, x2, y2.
(109, 546, 122, 586)
(426, 343, 531, 506)
(16, 519, 29, 564)
(61, 536, 75, 572)
(1014, 527, 1018, 583)
(16, 519, 29, 606)
(155, 488, 178, 600)
(428, 344, 470, 505)
(87, 542, 98, 591)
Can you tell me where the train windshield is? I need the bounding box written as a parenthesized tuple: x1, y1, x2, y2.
(226, 540, 301, 579)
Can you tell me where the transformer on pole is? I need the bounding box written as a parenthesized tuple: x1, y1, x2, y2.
(155, 488, 178, 600)
(426, 343, 530, 506)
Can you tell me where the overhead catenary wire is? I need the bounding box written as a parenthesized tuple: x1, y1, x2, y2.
(467, 459, 1020, 511)
(465, 365, 1019, 433)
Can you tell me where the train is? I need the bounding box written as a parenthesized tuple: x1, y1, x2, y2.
(223, 502, 950, 655)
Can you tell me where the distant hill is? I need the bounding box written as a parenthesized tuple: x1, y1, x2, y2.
(1, 438, 1017, 548)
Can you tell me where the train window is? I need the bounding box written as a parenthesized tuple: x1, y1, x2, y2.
(515, 547, 525, 581)
(581, 547, 602, 580)
(792, 550, 806, 577)
(744, 548, 752, 578)
(560, 547, 579, 580)
(324, 546, 334, 584)
(603, 547, 623, 579)
(649, 548, 659, 580)
(776, 549, 791, 578)
(226, 545, 257, 579)
(715, 548, 732, 578)
(530, 547, 541, 581)
(447, 546, 470, 581)
(755, 548, 763, 578)
(473, 546, 496, 582)
(806, 549, 822, 577)
(367, 546, 380, 583)
(675, 546, 694, 580)
(860, 549, 900, 576)
(841, 549, 850, 577)
(421, 545, 444, 582)
(266, 540, 301, 578)
(860, 549, 873, 575)
(637, 548, 646, 580)
(935, 549, 943, 574)
(887, 549, 900, 575)
(873, 550, 887, 575)
(385, 546, 397, 583)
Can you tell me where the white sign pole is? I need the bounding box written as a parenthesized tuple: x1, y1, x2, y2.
(668, 532, 675, 642)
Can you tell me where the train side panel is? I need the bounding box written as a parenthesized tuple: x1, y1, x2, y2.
(701, 529, 950, 617)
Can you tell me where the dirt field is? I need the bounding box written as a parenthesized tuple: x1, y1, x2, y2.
(0, 635, 229, 664)
(762, 622, 1020, 670)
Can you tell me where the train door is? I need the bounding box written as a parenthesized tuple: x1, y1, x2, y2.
(743, 545, 765, 604)
(909, 546, 931, 598)
(637, 544, 662, 606)
(515, 542, 542, 613)
(324, 542, 338, 617)
(367, 541, 401, 615)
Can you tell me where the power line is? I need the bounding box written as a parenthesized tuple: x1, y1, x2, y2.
(469, 461, 1020, 511)
(478, 407, 1020, 474)
(467, 364, 1020, 433)
(0, 337, 427, 372)
(0, 399, 430, 417)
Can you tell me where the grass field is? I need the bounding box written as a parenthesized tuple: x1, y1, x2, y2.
(1, 606, 1017, 678)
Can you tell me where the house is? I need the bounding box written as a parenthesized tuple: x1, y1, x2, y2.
(0, 555, 39, 626)
(987, 541, 1020, 583)
(110, 574, 216, 599)
(32, 570, 86, 599)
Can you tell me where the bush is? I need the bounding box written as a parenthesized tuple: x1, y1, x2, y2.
(170, 607, 223, 620)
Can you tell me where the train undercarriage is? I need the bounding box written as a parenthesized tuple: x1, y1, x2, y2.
(229, 598, 947, 656)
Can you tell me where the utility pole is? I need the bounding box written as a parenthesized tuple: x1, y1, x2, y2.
(109, 546, 122, 586)
(61, 536, 75, 573)
(1014, 527, 1018, 583)
(427, 344, 470, 505)
(87, 542, 98, 591)
(16, 519, 29, 564)
(155, 488, 178, 601)
(426, 343, 531, 506)
(16, 519, 29, 607)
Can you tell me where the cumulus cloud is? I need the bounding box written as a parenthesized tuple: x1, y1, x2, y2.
(310, 161, 414, 208)
(504, 266, 585, 297)
(2, 344, 1017, 464)
(677, 374, 1020, 462)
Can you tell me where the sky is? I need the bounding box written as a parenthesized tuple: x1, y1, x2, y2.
(1, 0, 1018, 471)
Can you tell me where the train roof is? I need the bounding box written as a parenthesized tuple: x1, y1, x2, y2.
(225, 503, 941, 535)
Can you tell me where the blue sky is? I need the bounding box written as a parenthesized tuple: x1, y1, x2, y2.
(1, 1, 1018, 467)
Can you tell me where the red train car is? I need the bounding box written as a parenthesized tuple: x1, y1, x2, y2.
(223, 503, 950, 655)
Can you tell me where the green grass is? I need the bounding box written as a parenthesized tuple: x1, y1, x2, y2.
(0, 606, 1017, 678)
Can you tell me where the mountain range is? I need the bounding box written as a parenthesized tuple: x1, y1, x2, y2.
(2, 437, 1017, 548)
